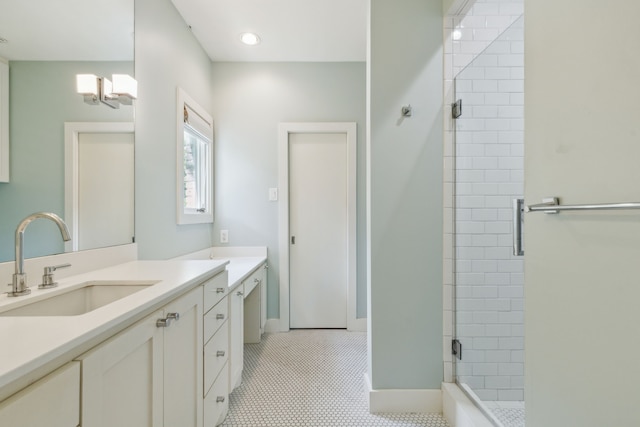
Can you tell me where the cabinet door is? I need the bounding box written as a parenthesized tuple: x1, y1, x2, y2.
(163, 286, 203, 427)
(229, 286, 244, 390)
(261, 264, 267, 333)
(79, 310, 164, 427)
(0, 362, 80, 427)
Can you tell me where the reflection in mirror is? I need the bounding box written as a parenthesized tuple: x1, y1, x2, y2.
(0, 0, 135, 262)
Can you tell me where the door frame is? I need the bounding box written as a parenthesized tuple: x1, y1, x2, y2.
(278, 122, 357, 332)
(64, 121, 134, 252)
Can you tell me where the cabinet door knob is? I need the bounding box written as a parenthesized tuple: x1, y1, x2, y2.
(216, 350, 225, 357)
(156, 312, 180, 327)
(216, 287, 225, 294)
(216, 396, 225, 403)
(254, 278, 260, 284)
(237, 291, 244, 296)
(216, 313, 225, 320)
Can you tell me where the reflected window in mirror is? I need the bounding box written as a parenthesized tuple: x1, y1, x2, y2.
(177, 88, 213, 225)
(0, 59, 8, 183)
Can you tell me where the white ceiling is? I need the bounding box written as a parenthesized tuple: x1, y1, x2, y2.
(0, 0, 134, 61)
(0, 0, 367, 62)
(170, 0, 369, 62)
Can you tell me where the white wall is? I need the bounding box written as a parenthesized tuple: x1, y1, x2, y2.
(525, 1, 640, 425)
(135, 0, 214, 259)
(368, 0, 443, 390)
(209, 62, 366, 319)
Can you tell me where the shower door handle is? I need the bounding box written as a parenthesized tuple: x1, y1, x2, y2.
(513, 198, 525, 256)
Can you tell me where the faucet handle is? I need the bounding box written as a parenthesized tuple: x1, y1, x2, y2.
(39, 263, 71, 289)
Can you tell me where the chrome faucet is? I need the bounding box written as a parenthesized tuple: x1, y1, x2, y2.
(7, 212, 71, 297)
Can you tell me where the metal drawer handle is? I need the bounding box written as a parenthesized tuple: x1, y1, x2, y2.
(156, 312, 180, 327)
(216, 287, 225, 294)
(216, 350, 225, 357)
(216, 396, 225, 403)
(216, 313, 225, 320)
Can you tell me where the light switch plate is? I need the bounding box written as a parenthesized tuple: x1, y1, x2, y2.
(269, 188, 278, 201)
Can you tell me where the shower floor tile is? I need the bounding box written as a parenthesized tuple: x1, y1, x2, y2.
(485, 401, 525, 427)
(220, 329, 450, 427)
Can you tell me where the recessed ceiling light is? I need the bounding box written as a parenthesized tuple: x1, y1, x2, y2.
(240, 32, 261, 46)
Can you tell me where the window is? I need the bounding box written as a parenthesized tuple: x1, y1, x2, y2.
(177, 88, 213, 224)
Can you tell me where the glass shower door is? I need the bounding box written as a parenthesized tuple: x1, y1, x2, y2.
(453, 15, 525, 427)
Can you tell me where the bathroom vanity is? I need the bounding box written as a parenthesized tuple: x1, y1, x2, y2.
(0, 247, 267, 427)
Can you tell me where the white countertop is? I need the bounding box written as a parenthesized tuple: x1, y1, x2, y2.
(0, 259, 228, 400)
(217, 257, 267, 288)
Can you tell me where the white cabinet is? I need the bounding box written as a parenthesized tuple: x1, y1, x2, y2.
(78, 309, 164, 427)
(261, 264, 267, 334)
(78, 286, 203, 427)
(229, 284, 244, 390)
(243, 265, 265, 344)
(163, 286, 203, 427)
(202, 271, 230, 427)
(0, 361, 80, 427)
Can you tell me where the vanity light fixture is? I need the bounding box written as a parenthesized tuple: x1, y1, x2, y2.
(240, 32, 261, 46)
(76, 73, 137, 109)
(112, 74, 138, 105)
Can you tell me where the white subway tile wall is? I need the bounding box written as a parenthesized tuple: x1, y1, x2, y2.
(442, 0, 524, 406)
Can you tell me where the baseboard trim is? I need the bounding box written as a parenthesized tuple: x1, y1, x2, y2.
(364, 373, 442, 413)
(442, 383, 494, 427)
(348, 317, 367, 332)
(264, 319, 282, 333)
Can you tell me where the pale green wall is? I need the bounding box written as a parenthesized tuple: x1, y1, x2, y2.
(135, 0, 214, 259)
(209, 62, 367, 319)
(525, 1, 640, 425)
(367, 0, 443, 389)
(0, 61, 132, 262)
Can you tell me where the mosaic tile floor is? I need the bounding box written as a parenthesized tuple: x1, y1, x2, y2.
(220, 330, 450, 427)
(485, 401, 525, 427)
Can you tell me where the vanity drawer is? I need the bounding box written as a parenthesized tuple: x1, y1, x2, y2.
(204, 321, 229, 395)
(204, 270, 229, 312)
(242, 268, 261, 297)
(204, 296, 228, 341)
(204, 362, 229, 427)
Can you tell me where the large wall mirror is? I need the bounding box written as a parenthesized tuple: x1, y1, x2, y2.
(0, 0, 135, 262)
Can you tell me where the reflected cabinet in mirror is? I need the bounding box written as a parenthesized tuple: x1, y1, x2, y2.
(0, 0, 135, 262)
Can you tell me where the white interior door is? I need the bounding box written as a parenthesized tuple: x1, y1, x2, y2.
(78, 132, 134, 251)
(289, 132, 348, 328)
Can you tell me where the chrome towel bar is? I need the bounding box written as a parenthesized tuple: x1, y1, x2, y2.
(526, 197, 640, 214)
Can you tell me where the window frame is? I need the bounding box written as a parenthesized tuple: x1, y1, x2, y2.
(176, 87, 214, 225)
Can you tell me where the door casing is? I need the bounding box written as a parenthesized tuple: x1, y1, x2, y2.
(277, 122, 358, 332)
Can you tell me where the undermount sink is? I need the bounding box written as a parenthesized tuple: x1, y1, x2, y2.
(0, 281, 159, 317)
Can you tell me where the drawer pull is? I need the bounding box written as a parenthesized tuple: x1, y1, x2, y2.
(156, 312, 179, 327)
(216, 350, 226, 357)
(216, 396, 225, 403)
(237, 291, 244, 297)
(216, 313, 225, 320)
(254, 278, 260, 284)
(216, 287, 225, 294)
